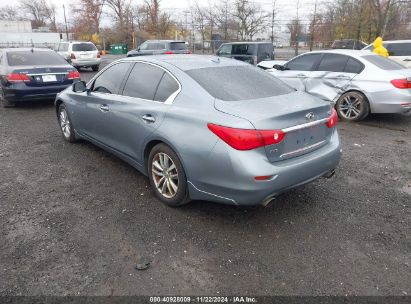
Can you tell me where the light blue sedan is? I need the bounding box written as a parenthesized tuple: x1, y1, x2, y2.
(55, 55, 341, 207)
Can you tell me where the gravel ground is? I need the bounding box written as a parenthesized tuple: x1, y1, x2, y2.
(0, 58, 410, 296)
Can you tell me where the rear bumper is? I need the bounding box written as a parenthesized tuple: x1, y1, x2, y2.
(71, 59, 101, 67)
(3, 84, 71, 102)
(367, 89, 411, 114)
(187, 130, 342, 206)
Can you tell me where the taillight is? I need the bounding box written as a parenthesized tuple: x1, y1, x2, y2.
(207, 123, 285, 151)
(6, 73, 30, 82)
(326, 108, 338, 128)
(70, 53, 76, 59)
(391, 78, 411, 89)
(164, 51, 174, 54)
(97, 53, 100, 58)
(186, 50, 192, 54)
(68, 70, 80, 79)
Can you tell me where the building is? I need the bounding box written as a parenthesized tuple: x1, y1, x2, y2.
(0, 20, 32, 33)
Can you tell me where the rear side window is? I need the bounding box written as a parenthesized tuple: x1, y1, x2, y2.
(170, 42, 188, 51)
(156, 43, 166, 50)
(286, 53, 322, 71)
(122, 63, 164, 100)
(344, 58, 364, 73)
(72, 43, 96, 51)
(7, 51, 68, 66)
(386, 43, 411, 56)
(317, 54, 349, 72)
(92, 62, 131, 94)
(231, 44, 255, 55)
(187, 66, 293, 101)
(154, 73, 179, 102)
(362, 55, 405, 70)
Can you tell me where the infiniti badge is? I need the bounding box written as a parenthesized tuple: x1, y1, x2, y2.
(305, 112, 315, 120)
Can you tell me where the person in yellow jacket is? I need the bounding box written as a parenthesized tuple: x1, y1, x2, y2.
(372, 36, 389, 58)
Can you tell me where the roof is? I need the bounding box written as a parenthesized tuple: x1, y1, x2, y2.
(121, 54, 247, 71)
(379, 40, 411, 43)
(308, 49, 374, 57)
(143, 40, 186, 43)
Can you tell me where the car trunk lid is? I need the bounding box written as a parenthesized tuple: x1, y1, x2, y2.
(214, 91, 334, 162)
(10, 66, 76, 86)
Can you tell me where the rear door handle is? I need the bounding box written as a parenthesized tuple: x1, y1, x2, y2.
(100, 104, 109, 112)
(142, 114, 156, 123)
(296, 74, 307, 78)
(336, 74, 350, 79)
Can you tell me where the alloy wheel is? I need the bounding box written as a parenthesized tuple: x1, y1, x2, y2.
(151, 152, 179, 199)
(338, 95, 363, 120)
(59, 108, 71, 138)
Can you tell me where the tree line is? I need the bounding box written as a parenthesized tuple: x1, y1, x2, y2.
(1, 0, 410, 49)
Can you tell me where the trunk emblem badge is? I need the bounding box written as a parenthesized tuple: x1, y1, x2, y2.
(305, 112, 315, 120)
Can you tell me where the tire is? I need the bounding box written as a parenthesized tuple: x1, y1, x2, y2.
(92, 65, 99, 72)
(336, 91, 369, 121)
(57, 104, 76, 142)
(0, 91, 16, 108)
(148, 143, 190, 207)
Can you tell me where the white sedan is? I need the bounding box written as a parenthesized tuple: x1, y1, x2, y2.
(258, 50, 411, 121)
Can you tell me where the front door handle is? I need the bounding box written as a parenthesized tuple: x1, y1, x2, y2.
(100, 104, 109, 112)
(296, 73, 307, 78)
(142, 114, 156, 123)
(336, 74, 350, 79)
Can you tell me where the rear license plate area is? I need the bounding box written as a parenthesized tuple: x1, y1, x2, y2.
(282, 124, 327, 156)
(42, 75, 57, 82)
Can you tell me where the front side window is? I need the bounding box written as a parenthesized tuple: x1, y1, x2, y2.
(92, 62, 131, 94)
(231, 44, 255, 55)
(317, 54, 349, 72)
(187, 65, 293, 101)
(218, 44, 232, 55)
(286, 53, 322, 71)
(122, 63, 165, 100)
(156, 43, 166, 50)
(257, 44, 272, 60)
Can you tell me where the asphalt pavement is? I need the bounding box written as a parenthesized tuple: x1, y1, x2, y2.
(0, 56, 410, 296)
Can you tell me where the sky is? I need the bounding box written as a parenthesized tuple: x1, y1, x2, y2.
(0, 0, 321, 40)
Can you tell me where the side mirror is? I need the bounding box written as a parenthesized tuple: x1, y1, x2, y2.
(73, 81, 87, 93)
(137, 47, 141, 51)
(273, 64, 285, 71)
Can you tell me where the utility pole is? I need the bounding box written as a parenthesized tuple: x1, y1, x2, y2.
(294, 0, 300, 56)
(63, 4, 69, 41)
(271, 0, 276, 44)
(309, 0, 318, 51)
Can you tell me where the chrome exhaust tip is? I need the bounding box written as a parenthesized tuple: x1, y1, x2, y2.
(323, 169, 336, 179)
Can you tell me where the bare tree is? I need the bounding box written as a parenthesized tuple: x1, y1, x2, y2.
(106, 0, 132, 43)
(191, 1, 207, 52)
(233, 0, 268, 41)
(19, 0, 47, 28)
(0, 5, 21, 21)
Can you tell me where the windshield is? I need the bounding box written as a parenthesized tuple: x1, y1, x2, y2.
(187, 66, 293, 101)
(7, 51, 69, 66)
(72, 43, 97, 51)
(362, 55, 405, 70)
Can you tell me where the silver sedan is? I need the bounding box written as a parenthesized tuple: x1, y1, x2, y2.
(259, 50, 411, 121)
(55, 55, 341, 207)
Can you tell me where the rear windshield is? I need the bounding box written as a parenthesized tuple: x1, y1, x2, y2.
(7, 51, 68, 66)
(170, 42, 188, 51)
(187, 66, 293, 101)
(231, 44, 255, 55)
(362, 55, 405, 70)
(72, 43, 97, 51)
(387, 43, 411, 56)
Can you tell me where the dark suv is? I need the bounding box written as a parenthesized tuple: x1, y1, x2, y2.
(127, 40, 191, 57)
(216, 42, 274, 65)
